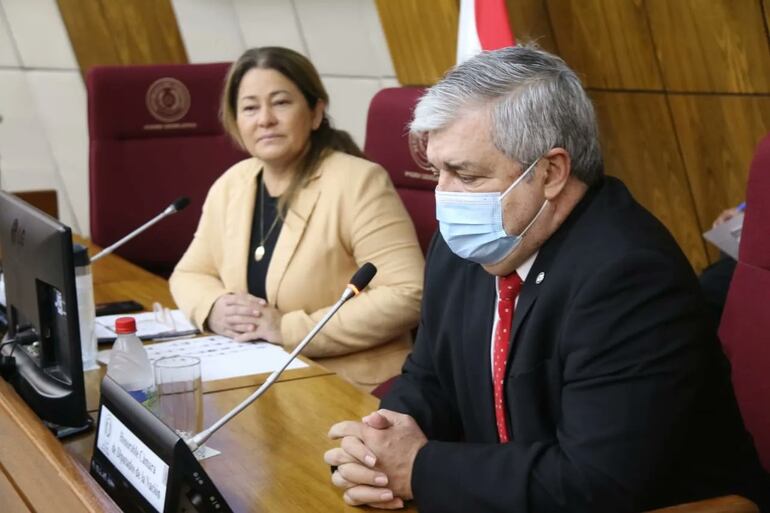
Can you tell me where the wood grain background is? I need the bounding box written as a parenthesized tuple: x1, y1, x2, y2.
(56, 0, 187, 75)
(376, 0, 770, 271)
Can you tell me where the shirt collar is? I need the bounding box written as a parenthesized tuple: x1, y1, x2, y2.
(516, 251, 538, 282)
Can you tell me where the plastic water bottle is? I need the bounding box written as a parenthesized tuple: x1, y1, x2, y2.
(107, 317, 157, 410)
(73, 244, 98, 371)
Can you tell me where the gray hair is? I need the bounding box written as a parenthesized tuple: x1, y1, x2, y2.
(411, 45, 603, 185)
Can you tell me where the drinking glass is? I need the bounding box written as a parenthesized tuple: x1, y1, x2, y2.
(154, 356, 202, 440)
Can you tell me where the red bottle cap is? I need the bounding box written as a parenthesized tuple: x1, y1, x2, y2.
(115, 317, 137, 334)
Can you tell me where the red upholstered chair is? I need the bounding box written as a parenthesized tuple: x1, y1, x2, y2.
(650, 135, 770, 513)
(87, 63, 248, 276)
(364, 87, 436, 399)
(720, 132, 770, 473)
(364, 87, 437, 255)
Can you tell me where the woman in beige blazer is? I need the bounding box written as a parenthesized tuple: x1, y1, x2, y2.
(169, 47, 424, 390)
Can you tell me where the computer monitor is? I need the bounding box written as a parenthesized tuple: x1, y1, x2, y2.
(0, 190, 91, 437)
(91, 375, 231, 513)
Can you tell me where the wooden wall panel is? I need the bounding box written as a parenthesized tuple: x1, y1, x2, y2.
(547, 0, 662, 90)
(56, 0, 120, 68)
(57, 0, 187, 74)
(668, 95, 770, 236)
(375, 0, 458, 86)
(101, 1, 187, 65)
(13, 190, 59, 220)
(505, 0, 559, 54)
(646, 0, 770, 93)
(591, 91, 709, 271)
(765, 0, 770, 37)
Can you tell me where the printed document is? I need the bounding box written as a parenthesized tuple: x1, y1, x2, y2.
(703, 212, 743, 260)
(99, 335, 308, 381)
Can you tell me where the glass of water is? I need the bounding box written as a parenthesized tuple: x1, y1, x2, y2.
(154, 356, 202, 441)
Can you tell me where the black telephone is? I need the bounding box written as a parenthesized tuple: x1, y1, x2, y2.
(95, 300, 144, 317)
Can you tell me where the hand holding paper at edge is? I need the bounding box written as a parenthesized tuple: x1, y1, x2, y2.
(703, 211, 744, 260)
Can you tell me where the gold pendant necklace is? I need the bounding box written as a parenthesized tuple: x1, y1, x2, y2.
(254, 175, 281, 262)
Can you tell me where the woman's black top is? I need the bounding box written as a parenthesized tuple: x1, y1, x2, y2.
(247, 174, 283, 299)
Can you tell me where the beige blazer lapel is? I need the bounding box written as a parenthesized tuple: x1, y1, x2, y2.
(224, 164, 259, 293)
(265, 172, 322, 306)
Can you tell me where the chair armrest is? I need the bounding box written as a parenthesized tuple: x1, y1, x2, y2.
(645, 495, 758, 513)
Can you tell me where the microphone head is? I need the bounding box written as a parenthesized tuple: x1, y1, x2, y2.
(349, 263, 377, 294)
(171, 196, 190, 213)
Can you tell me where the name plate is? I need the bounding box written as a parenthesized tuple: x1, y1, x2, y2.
(96, 404, 170, 512)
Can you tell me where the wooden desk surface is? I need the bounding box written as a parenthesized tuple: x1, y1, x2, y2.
(0, 379, 121, 513)
(65, 373, 417, 513)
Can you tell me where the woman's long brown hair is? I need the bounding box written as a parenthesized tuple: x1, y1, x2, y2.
(221, 46, 365, 216)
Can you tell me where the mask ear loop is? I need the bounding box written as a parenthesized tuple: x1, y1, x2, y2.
(499, 157, 546, 239)
(488, 198, 549, 266)
(500, 157, 541, 200)
(518, 199, 549, 239)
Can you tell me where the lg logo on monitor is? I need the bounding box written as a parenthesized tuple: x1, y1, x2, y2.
(10, 218, 25, 246)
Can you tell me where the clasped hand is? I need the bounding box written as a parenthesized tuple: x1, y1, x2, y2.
(325, 409, 427, 509)
(207, 292, 283, 342)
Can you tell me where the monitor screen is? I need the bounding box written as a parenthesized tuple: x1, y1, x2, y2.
(91, 375, 231, 513)
(0, 191, 91, 436)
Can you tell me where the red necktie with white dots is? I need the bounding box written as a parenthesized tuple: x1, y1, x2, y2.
(493, 272, 523, 443)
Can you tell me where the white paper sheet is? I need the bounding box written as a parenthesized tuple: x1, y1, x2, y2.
(703, 212, 744, 260)
(98, 335, 308, 382)
(96, 310, 197, 340)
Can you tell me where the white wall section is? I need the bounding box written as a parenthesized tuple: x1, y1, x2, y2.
(0, 0, 85, 234)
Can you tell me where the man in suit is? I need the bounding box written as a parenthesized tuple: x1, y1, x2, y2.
(324, 45, 769, 512)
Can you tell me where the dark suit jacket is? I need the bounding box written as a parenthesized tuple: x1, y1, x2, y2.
(382, 177, 769, 513)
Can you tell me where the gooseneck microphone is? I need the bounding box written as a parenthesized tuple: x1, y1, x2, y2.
(90, 196, 190, 263)
(186, 263, 378, 452)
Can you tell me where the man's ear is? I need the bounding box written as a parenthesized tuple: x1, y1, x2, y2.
(541, 148, 571, 200)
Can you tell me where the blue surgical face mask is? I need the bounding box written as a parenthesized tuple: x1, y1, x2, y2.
(435, 158, 548, 265)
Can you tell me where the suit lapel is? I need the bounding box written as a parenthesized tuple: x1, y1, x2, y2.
(509, 269, 540, 344)
(227, 165, 259, 292)
(265, 175, 321, 305)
